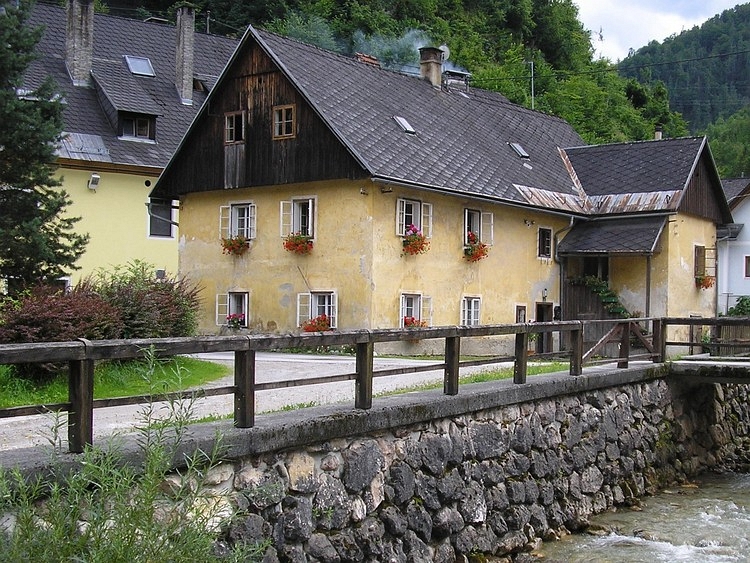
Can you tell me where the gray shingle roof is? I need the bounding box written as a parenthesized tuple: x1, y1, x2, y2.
(723, 177, 750, 207)
(557, 216, 667, 256)
(24, 2, 238, 170)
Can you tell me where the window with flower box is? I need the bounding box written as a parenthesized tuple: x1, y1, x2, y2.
(273, 104, 295, 139)
(216, 292, 248, 327)
(297, 291, 337, 329)
(400, 293, 432, 327)
(219, 203, 257, 240)
(396, 198, 432, 237)
(461, 296, 481, 326)
(281, 198, 315, 238)
(464, 209, 493, 246)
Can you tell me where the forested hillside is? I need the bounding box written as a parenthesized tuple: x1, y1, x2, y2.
(619, 3, 750, 133)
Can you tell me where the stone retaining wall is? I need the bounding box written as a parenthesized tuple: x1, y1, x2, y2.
(191, 371, 750, 562)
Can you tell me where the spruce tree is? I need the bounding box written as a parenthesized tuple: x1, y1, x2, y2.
(0, 1, 88, 295)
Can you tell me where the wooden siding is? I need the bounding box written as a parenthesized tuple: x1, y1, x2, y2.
(679, 153, 724, 223)
(156, 39, 367, 198)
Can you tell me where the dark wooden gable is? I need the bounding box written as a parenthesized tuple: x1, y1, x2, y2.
(157, 37, 367, 197)
(678, 148, 732, 224)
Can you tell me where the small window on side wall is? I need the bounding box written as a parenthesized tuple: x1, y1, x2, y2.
(538, 227, 552, 258)
(461, 297, 481, 326)
(745, 256, 750, 278)
(297, 291, 337, 329)
(464, 209, 493, 246)
(225, 111, 245, 144)
(400, 293, 432, 327)
(694, 245, 706, 277)
(220, 203, 257, 240)
(396, 198, 432, 237)
(273, 105, 295, 139)
(280, 198, 315, 238)
(216, 292, 248, 327)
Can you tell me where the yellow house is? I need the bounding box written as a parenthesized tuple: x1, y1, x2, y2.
(151, 26, 731, 354)
(22, 1, 237, 285)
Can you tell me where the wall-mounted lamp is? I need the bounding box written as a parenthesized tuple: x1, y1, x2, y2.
(524, 219, 535, 227)
(542, 288, 548, 302)
(359, 187, 369, 195)
(87, 173, 101, 191)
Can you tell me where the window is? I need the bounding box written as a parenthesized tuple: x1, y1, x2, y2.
(225, 112, 245, 144)
(538, 227, 552, 258)
(464, 209, 493, 246)
(745, 256, 750, 278)
(273, 105, 295, 139)
(515, 305, 527, 323)
(400, 293, 432, 327)
(694, 245, 706, 277)
(124, 55, 155, 77)
(461, 297, 481, 326)
(216, 292, 248, 327)
(396, 198, 432, 237)
(121, 115, 154, 140)
(149, 198, 175, 238)
(280, 198, 315, 238)
(220, 203, 257, 240)
(297, 291, 337, 328)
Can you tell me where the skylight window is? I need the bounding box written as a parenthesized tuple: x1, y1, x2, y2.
(509, 142, 529, 158)
(393, 115, 416, 134)
(124, 55, 155, 77)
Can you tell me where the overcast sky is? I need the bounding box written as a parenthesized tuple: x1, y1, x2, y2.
(574, 1, 743, 61)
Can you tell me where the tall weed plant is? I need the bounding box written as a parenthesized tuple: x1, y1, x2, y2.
(0, 347, 266, 562)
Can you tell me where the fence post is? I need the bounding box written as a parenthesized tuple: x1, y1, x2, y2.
(68, 354, 94, 453)
(514, 331, 528, 384)
(355, 341, 374, 409)
(652, 318, 666, 362)
(569, 323, 583, 375)
(444, 336, 460, 395)
(617, 321, 630, 368)
(234, 349, 255, 428)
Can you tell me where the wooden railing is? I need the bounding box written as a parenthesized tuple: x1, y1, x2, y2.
(3, 316, 747, 454)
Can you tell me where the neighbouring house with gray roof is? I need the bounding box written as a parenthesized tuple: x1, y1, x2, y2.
(151, 24, 731, 352)
(717, 177, 750, 313)
(20, 0, 237, 283)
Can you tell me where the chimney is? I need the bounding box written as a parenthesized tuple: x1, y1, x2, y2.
(419, 47, 443, 88)
(654, 127, 663, 140)
(175, 5, 195, 105)
(65, 0, 95, 87)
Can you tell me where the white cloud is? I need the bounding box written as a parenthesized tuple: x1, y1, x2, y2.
(574, 0, 741, 61)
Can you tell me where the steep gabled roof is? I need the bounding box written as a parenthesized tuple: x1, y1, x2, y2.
(153, 25, 588, 212)
(24, 2, 238, 170)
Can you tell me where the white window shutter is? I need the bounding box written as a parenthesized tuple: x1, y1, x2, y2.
(422, 296, 433, 326)
(461, 298, 468, 325)
(248, 203, 257, 239)
(280, 200, 292, 237)
(297, 292, 311, 327)
(481, 212, 494, 245)
(399, 294, 407, 326)
(330, 293, 338, 328)
(219, 206, 230, 239)
(216, 294, 229, 326)
(396, 199, 407, 235)
(422, 203, 433, 238)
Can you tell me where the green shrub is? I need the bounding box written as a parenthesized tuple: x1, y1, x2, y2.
(726, 296, 750, 317)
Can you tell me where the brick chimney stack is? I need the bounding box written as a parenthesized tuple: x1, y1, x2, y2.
(419, 47, 443, 89)
(65, 0, 94, 87)
(175, 5, 195, 105)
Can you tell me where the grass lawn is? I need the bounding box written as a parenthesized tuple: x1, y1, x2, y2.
(0, 357, 231, 408)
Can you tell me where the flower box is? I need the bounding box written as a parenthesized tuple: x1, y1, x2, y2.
(695, 275, 715, 290)
(226, 313, 245, 330)
(283, 232, 314, 255)
(402, 224, 429, 256)
(221, 235, 249, 256)
(302, 314, 331, 332)
(463, 231, 489, 262)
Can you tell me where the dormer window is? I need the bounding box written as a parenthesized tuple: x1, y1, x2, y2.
(119, 113, 155, 141)
(225, 111, 245, 144)
(124, 55, 155, 77)
(273, 105, 295, 139)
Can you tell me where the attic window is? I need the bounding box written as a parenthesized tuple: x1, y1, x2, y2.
(393, 115, 416, 135)
(509, 142, 529, 159)
(124, 55, 155, 77)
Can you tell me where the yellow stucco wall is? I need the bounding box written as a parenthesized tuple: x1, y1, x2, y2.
(59, 168, 178, 284)
(179, 179, 568, 335)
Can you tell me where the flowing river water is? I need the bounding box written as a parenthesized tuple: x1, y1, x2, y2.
(535, 472, 750, 562)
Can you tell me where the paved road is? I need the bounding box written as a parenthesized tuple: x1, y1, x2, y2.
(0, 353, 513, 452)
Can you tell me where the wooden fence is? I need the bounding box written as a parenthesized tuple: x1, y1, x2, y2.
(1, 317, 745, 454)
